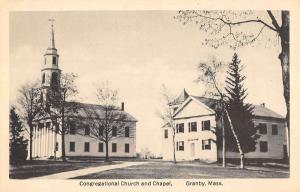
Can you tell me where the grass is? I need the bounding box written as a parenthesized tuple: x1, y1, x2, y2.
(9, 160, 116, 179)
(73, 161, 289, 179)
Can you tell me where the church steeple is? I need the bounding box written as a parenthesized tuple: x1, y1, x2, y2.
(41, 18, 61, 90)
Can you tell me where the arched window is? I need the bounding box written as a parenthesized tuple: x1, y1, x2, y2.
(51, 72, 58, 87)
(42, 73, 45, 84)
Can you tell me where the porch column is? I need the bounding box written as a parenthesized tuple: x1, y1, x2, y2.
(34, 126, 37, 157)
(39, 127, 42, 157)
(42, 126, 46, 157)
(46, 126, 50, 156)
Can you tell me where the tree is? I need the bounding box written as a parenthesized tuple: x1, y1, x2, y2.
(82, 81, 129, 162)
(175, 10, 290, 137)
(17, 81, 42, 161)
(196, 56, 246, 168)
(46, 73, 79, 161)
(9, 107, 28, 164)
(224, 53, 260, 160)
(157, 84, 177, 163)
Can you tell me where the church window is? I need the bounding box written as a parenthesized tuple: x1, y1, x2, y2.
(98, 143, 104, 152)
(69, 142, 75, 152)
(51, 72, 58, 87)
(53, 56, 57, 65)
(164, 129, 168, 139)
(84, 142, 90, 152)
(125, 143, 130, 153)
(42, 73, 45, 84)
(112, 143, 117, 152)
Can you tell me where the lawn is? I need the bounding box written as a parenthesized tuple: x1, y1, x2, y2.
(10, 160, 116, 179)
(73, 161, 289, 179)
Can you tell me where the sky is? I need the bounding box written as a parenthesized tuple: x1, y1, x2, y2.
(9, 11, 286, 155)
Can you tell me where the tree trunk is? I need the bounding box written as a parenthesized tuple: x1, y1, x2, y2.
(172, 130, 177, 164)
(54, 130, 57, 161)
(279, 11, 290, 157)
(61, 104, 66, 162)
(221, 110, 226, 168)
(61, 130, 66, 161)
(224, 106, 244, 169)
(105, 141, 109, 162)
(29, 124, 33, 161)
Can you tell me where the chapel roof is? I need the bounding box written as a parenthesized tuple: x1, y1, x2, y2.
(191, 96, 284, 120)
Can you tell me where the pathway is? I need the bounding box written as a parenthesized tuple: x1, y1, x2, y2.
(32, 161, 149, 179)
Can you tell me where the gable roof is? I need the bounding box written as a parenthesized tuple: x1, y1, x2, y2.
(191, 96, 219, 111)
(172, 94, 285, 121)
(252, 104, 284, 120)
(71, 102, 138, 122)
(35, 102, 138, 122)
(172, 96, 216, 118)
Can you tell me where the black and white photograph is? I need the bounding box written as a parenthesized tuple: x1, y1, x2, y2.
(1, 1, 300, 191)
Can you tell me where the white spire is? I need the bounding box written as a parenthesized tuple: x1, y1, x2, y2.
(48, 18, 55, 49)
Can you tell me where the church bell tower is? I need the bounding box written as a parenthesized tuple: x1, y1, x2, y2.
(41, 19, 61, 102)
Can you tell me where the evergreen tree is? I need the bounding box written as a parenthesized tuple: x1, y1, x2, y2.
(9, 107, 28, 164)
(224, 53, 259, 153)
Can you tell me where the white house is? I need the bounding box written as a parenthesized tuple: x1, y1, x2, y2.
(162, 89, 287, 162)
(29, 22, 137, 160)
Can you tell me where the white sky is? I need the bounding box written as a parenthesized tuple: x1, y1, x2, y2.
(9, 11, 286, 155)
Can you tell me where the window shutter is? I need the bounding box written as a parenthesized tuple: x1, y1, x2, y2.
(182, 141, 184, 151)
(202, 121, 204, 131)
(176, 142, 178, 151)
(176, 124, 178, 133)
(202, 140, 204, 150)
(188, 122, 190, 132)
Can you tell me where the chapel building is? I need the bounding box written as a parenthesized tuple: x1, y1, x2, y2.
(162, 89, 288, 162)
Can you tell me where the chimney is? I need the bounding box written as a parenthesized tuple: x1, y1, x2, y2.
(121, 102, 124, 111)
(261, 103, 265, 107)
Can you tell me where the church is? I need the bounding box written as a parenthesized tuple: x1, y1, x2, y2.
(29, 22, 137, 159)
(162, 89, 288, 162)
